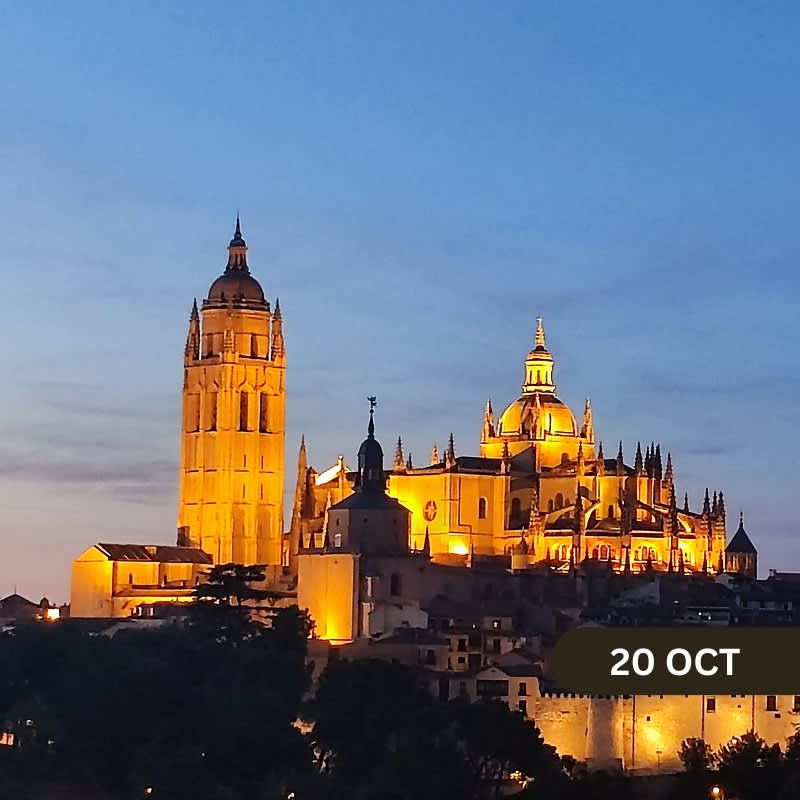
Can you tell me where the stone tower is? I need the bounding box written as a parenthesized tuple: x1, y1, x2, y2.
(177, 218, 286, 566)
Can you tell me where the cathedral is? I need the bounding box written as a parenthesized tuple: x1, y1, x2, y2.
(293, 318, 746, 578)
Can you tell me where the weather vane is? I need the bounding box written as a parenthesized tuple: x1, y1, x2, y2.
(368, 395, 377, 412)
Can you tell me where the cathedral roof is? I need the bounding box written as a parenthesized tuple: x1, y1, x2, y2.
(330, 491, 403, 511)
(726, 515, 757, 554)
(95, 543, 213, 564)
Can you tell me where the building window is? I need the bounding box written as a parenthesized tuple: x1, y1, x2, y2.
(548, 499, 554, 512)
(510, 497, 522, 524)
(492, 619, 501, 629)
(555, 493, 564, 510)
(333, 533, 342, 548)
(767, 695, 778, 711)
(706, 697, 716, 713)
(793, 696, 800, 712)
(607, 504, 614, 519)
(259, 393, 268, 433)
(476, 680, 509, 698)
(390, 573, 402, 596)
(457, 638, 467, 652)
(239, 391, 249, 431)
(425, 649, 436, 665)
(459, 681, 468, 697)
(457, 656, 466, 665)
(518, 699, 527, 716)
(519, 682, 527, 696)
(128, 573, 133, 585)
(492, 638, 501, 654)
(478, 497, 487, 519)
(599, 544, 609, 560)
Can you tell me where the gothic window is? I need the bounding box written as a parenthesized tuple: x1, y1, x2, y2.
(478, 497, 487, 519)
(607, 504, 614, 519)
(259, 393, 268, 433)
(599, 545, 609, 559)
(592, 547, 599, 559)
(510, 497, 522, 525)
(547, 499, 554, 512)
(239, 392, 249, 431)
(187, 394, 200, 432)
(555, 493, 564, 510)
(250, 335, 259, 358)
(650, 548, 657, 561)
(206, 392, 218, 431)
(390, 573, 402, 596)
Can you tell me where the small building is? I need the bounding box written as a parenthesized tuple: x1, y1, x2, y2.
(70, 543, 212, 618)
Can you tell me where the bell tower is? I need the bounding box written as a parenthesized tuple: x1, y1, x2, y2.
(177, 218, 286, 566)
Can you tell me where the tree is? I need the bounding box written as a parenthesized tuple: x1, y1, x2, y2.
(679, 737, 714, 774)
(716, 731, 783, 800)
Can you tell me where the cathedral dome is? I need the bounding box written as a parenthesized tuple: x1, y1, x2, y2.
(206, 271, 267, 305)
(497, 393, 578, 437)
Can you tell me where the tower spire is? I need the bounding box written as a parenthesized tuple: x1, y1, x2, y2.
(581, 397, 593, 441)
(430, 442, 439, 465)
(535, 317, 546, 348)
(226, 215, 249, 271)
(394, 436, 405, 469)
(634, 442, 643, 475)
(270, 298, 285, 361)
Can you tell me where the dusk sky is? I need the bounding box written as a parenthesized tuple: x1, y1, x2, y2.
(1, 2, 798, 600)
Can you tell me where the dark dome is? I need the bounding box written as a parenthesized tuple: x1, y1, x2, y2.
(358, 436, 384, 462)
(205, 271, 267, 308)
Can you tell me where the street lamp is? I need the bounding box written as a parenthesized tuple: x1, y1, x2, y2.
(710, 785, 724, 799)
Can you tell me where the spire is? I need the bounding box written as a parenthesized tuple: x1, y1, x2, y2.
(482, 398, 496, 441)
(712, 491, 718, 515)
(535, 317, 546, 348)
(644, 444, 652, 477)
(634, 442, 643, 475)
(394, 436, 405, 469)
(596, 442, 605, 476)
(321, 492, 332, 549)
(683, 492, 689, 513)
(717, 490, 726, 517)
(430, 442, 439, 465)
(445, 433, 456, 468)
(308, 528, 317, 549)
(184, 299, 200, 361)
(356, 397, 385, 493)
(654, 444, 662, 481)
(702, 488, 711, 516)
(701, 550, 708, 575)
(422, 526, 431, 558)
(577, 442, 585, 477)
(624, 546, 631, 574)
(581, 397, 593, 440)
(616, 441, 624, 476)
(665, 451, 674, 485)
(405, 452, 413, 470)
(226, 215, 249, 271)
(290, 435, 308, 537)
(270, 299, 285, 361)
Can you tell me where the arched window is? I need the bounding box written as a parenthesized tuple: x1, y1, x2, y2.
(206, 392, 218, 431)
(547, 499, 554, 512)
(510, 497, 522, 524)
(599, 545, 609, 560)
(555, 493, 564, 510)
(592, 547, 599, 559)
(128, 573, 133, 585)
(607, 504, 614, 519)
(390, 573, 402, 596)
(560, 545, 569, 560)
(478, 498, 487, 519)
(561, 452, 569, 464)
(649, 548, 657, 561)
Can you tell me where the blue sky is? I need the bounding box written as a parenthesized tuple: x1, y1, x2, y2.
(0, 1, 797, 599)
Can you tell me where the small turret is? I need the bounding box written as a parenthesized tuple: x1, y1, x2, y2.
(596, 442, 605, 476)
(405, 452, 413, 470)
(270, 298, 285, 361)
(422, 526, 431, 558)
(654, 444, 663, 481)
(184, 299, 200, 362)
(581, 397, 594, 441)
(430, 442, 440, 466)
(616, 441, 624, 477)
(445, 433, 456, 468)
(634, 442, 643, 475)
(394, 436, 405, 470)
(482, 399, 495, 442)
(702, 488, 711, 516)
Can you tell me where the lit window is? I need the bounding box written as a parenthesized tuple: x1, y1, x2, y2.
(334, 533, 342, 548)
